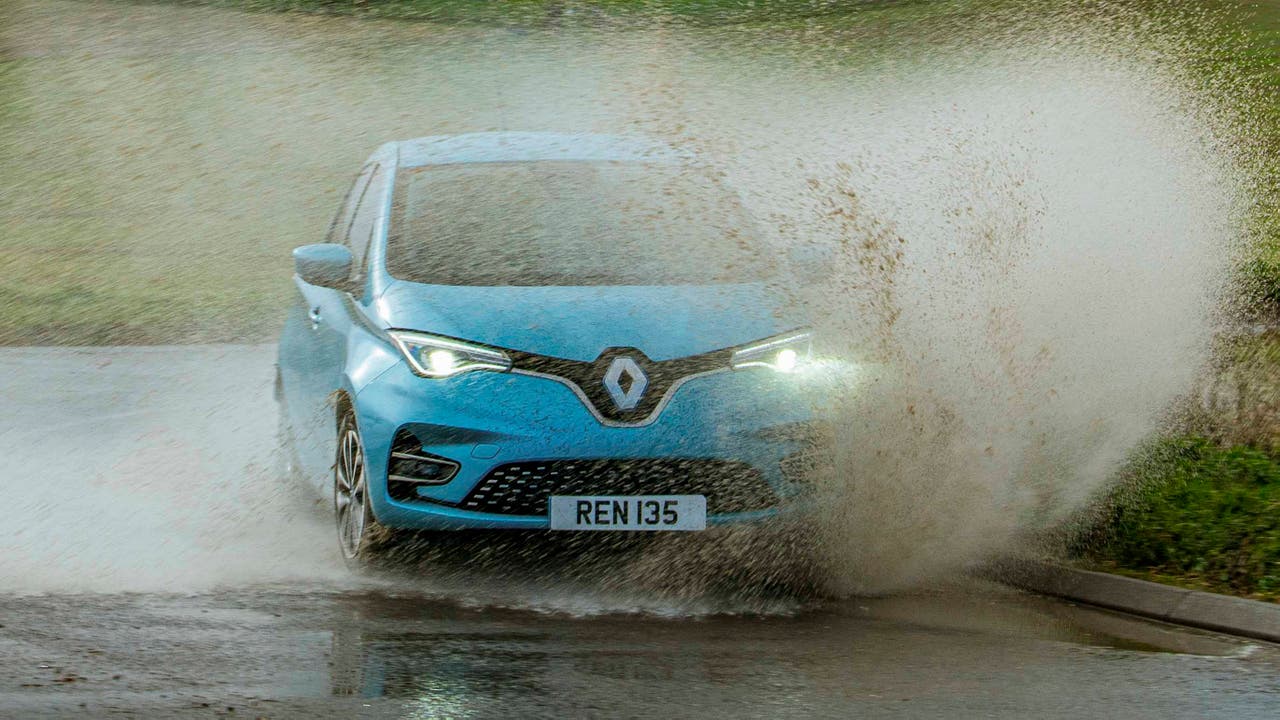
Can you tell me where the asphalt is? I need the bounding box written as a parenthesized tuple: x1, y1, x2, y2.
(2, 344, 1279, 718)
(3, 580, 1280, 719)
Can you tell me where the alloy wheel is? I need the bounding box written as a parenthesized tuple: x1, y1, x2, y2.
(335, 419, 367, 560)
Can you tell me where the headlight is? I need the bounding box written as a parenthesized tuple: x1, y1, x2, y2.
(388, 330, 512, 378)
(730, 330, 813, 373)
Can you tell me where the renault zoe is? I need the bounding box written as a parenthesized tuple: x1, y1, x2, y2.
(276, 132, 822, 562)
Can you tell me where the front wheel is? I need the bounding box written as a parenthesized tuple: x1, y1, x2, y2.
(334, 408, 381, 565)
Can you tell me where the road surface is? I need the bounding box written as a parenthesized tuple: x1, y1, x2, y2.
(1, 345, 1278, 718)
(2, 579, 1278, 719)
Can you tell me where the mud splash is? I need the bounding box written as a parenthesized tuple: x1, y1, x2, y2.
(714, 43, 1244, 593)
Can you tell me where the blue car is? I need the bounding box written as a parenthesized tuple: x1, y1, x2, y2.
(276, 132, 823, 562)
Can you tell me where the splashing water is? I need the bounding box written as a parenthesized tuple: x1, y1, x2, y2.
(0, 1, 1252, 603)
(699, 42, 1243, 594)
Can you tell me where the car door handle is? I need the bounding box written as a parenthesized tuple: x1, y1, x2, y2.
(309, 306, 322, 328)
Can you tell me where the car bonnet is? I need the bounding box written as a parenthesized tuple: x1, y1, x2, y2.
(374, 281, 798, 362)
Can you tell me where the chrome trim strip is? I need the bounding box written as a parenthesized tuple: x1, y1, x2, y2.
(729, 330, 813, 369)
(388, 473, 451, 485)
(390, 451, 459, 464)
(511, 366, 730, 428)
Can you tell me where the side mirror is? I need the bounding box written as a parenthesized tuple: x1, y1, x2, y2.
(294, 244, 354, 291)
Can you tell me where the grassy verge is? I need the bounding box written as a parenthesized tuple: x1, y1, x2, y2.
(1199, 0, 1280, 318)
(1085, 330, 1280, 602)
(163, 0, 886, 25)
(1085, 437, 1280, 601)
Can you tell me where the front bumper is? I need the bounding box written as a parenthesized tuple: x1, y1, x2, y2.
(354, 362, 827, 530)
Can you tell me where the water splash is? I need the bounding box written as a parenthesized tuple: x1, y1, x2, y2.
(701, 39, 1245, 593)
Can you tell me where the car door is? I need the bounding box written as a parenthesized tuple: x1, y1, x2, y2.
(280, 163, 386, 491)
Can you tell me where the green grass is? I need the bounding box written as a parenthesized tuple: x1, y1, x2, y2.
(1087, 437, 1280, 600)
(1090, 330, 1280, 602)
(1196, 1, 1280, 315)
(166, 0, 890, 25)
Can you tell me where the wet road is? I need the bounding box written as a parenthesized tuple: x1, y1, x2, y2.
(2, 345, 1279, 718)
(2, 581, 1278, 718)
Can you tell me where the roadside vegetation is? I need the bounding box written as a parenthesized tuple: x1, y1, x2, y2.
(1079, 331, 1280, 601)
(1087, 436, 1280, 601)
(1075, 1, 1280, 599)
(170, 0, 878, 25)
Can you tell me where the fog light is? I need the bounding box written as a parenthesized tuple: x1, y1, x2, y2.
(404, 459, 448, 479)
(389, 454, 459, 484)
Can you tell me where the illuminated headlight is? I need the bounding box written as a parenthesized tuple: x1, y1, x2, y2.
(388, 330, 512, 379)
(730, 330, 813, 373)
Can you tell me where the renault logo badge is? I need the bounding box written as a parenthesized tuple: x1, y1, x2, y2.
(602, 357, 648, 411)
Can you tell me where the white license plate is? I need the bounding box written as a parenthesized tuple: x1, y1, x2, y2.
(549, 495, 707, 531)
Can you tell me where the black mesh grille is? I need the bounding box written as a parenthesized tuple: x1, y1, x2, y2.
(459, 459, 776, 516)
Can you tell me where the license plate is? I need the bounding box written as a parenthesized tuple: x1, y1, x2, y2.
(549, 495, 706, 531)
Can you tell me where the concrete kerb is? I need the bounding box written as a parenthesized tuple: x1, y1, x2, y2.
(987, 559, 1280, 644)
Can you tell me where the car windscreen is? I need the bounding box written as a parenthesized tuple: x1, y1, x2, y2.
(385, 161, 776, 286)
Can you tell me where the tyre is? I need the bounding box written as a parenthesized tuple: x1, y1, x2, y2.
(334, 407, 384, 566)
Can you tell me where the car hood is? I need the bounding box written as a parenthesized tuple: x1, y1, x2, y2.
(375, 281, 799, 362)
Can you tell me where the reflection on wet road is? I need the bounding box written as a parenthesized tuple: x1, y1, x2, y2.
(2, 580, 1277, 718)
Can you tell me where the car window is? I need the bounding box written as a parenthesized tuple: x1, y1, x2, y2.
(386, 161, 776, 286)
(324, 164, 374, 246)
(345, 165, 386, 278)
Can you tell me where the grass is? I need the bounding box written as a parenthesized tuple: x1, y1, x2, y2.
(1082, 561, 1279, 602)
(1086, 437, 1280, 601)
(1197, 0, 1280, 317)
(166, 0, 889, 25)
(1083, 331, 1280, 602)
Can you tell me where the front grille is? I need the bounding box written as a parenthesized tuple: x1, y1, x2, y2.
(459, 459, 776, 516)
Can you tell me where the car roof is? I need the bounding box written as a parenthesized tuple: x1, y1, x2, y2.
(394, 132, 691, 168)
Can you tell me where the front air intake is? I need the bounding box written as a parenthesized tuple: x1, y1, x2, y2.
(387, 429, 460, 502)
